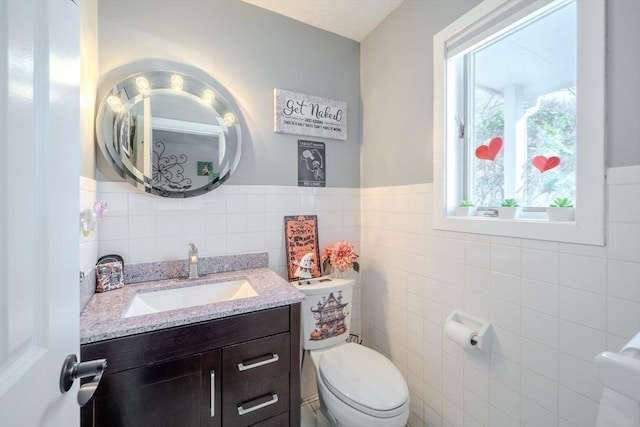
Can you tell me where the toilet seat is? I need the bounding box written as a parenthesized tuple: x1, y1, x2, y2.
(318, 343, 409, 418)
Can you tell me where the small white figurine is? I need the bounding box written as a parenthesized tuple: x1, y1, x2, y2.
(294, 252, 315, 280)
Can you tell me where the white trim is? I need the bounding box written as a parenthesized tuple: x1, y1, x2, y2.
(151, 116, 225, 137)
(445, 0, 556, 57)
(433, 0, 606, 246)
(80, 176, 97, 191)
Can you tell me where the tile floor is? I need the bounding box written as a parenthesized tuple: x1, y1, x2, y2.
(301, 397, 410, 427)
(301, 396, 330, 427)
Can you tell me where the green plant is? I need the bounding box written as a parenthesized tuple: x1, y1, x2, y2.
(501, 198, 520, 208)
(459, 199, 475, 207)
(550, 197, 573, 208)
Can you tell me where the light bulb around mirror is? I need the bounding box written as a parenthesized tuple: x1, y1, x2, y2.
(223, 112, 236, 126)
(202, 89, 215, 105)
(107, 95, 123, 111)
(171, 74, 183, 90)
(135, 76, 150, 93)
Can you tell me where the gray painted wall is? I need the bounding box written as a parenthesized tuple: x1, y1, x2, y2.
(361, 0, 640, 188)
(607, 0, 640, 168)
(97, 0, 361, 188)
(361, 0, 481, 188)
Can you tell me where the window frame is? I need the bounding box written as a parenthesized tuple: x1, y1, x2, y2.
(432, 0, 605, 245)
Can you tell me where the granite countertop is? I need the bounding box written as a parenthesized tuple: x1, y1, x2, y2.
(80, 268, 304, 344)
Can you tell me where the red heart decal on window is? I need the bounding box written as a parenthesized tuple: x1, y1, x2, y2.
(532, 156, 561, 173)
(475, 137, 503, 161)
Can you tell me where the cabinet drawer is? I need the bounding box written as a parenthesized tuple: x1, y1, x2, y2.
(223, 333, 290, 381)
(250, 411, 289, 426)
(82, 306, 290, 375)
(222, 372, 290, 427)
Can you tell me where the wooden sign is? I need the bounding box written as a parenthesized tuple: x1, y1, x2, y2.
(284, 215, 322, 281)
(274, 89, 347, 141)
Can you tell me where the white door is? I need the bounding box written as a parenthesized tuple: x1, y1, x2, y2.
(0, 1, 81, 426)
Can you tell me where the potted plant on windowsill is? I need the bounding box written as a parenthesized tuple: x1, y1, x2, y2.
(547, 197, 575, 221)
(456, 200, 476, 217)
(498, 198, 521, 219)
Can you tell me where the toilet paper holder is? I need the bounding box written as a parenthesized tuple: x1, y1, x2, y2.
(445, 311, 491, 351)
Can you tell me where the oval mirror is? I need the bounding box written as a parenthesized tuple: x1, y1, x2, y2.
(96, 69, 242, 198)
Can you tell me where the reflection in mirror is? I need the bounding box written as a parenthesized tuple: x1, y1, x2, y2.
(96, 69, 242, 198)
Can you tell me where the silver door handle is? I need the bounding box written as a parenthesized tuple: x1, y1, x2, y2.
(59, 354, 107, 406)
(237, 353, 279, 371)
(237, 393, 279, 415)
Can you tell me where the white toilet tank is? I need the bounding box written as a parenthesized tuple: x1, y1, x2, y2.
(292, 277, 355, 350)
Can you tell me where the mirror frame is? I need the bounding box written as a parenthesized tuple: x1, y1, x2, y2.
(95, 61, 243, 198)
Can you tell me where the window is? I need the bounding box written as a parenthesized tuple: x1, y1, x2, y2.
(433, 0, 605, 245)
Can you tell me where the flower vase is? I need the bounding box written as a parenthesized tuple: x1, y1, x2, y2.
(331, 269, 345, 279)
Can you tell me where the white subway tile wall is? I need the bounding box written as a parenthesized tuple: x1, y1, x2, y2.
(360, 166, 640, 427)
(79, 177, 99, 275)
(82, 183, 361, 334)
(80, 166, 640, 427)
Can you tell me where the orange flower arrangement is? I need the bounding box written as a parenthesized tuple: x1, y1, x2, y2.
(321, 241, 360, 274)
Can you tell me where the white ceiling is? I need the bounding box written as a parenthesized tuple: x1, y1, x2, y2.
(242, 0, 404, 42)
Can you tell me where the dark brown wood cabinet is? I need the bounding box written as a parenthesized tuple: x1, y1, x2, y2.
(81, 304, 301, 427)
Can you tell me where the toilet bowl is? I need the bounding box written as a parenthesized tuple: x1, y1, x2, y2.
(293, 278, 410, 427)
(311, 342, 410, 427)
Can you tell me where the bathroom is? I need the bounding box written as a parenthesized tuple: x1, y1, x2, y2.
(2, 0, 639, 426)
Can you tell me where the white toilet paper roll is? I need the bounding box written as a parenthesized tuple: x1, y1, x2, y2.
(445, 321, 478, 349)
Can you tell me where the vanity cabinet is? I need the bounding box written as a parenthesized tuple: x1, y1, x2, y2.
(81, 304, 300, 427)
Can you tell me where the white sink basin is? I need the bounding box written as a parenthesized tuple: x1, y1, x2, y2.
(124, 279, 257, 318)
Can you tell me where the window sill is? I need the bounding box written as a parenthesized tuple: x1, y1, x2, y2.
(467, 209, 548, 220)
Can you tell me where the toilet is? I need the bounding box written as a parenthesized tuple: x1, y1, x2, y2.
(293, 278, 410, 427)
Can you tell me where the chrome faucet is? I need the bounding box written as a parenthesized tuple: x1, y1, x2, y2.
(188, 243, 199, 279)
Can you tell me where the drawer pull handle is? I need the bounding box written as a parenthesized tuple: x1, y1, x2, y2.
(237, 353, 279, 371)
(210, 370, 215, 417)
(237, 393, 279, 416)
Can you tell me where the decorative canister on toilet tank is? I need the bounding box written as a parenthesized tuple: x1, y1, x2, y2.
(293, 278, 355, 350)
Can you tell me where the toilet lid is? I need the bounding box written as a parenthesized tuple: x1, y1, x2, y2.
(319, 343, 409, 417)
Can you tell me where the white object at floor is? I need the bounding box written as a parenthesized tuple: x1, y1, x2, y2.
(293, 277, 409, 427)
(594, 332, 640, 427)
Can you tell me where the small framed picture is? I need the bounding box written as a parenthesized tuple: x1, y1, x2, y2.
(197, 161, 213, 176)
(284, 215, 322, 281)
(298, 140, 326, 187)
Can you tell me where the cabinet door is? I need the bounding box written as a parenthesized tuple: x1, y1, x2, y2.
(83, 350, 221, 427)
(202, 350, 222, 427)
